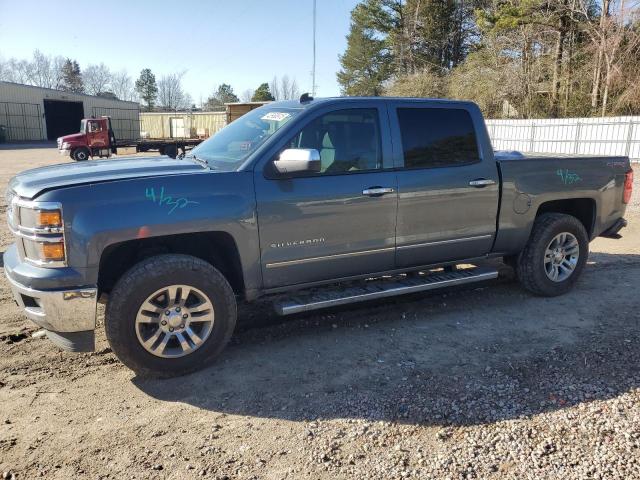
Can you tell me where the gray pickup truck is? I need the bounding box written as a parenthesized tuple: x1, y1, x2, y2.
(4, 97, 633, 377)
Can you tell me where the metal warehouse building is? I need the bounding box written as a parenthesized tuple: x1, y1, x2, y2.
(0, 81, 140, 142)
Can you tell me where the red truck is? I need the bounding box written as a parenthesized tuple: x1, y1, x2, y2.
(57, 116, 203, 161)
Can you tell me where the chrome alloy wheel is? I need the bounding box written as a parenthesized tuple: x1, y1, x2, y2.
(544, 232, 579, 282)
(135, 285, 215, 358)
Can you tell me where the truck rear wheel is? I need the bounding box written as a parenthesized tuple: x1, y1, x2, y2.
(515, 213, 588, 296)
(105, 254, 237, 377)
(72, 147, 90, 161)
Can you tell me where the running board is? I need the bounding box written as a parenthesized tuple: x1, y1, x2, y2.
(273, 267, 498, 316)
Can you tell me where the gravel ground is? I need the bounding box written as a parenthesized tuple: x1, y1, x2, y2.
(0, 146, 638, 480)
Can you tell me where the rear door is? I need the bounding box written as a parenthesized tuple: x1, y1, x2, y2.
(254, 103, 398, 288)
(389, 102, 499, 267)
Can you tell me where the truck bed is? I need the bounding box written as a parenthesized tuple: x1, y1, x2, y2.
(492, 150, 630, 254)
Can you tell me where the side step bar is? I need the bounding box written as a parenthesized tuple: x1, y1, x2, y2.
(274, 267, 498, 316)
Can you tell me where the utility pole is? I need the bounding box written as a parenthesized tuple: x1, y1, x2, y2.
(312, 0, 317, 96)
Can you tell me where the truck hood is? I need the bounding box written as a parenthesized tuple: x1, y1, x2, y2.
(9, 156, 207, 199)
(59, 132, 84, 144)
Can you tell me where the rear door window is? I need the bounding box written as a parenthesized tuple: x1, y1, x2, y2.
(397, 108, 480, 169)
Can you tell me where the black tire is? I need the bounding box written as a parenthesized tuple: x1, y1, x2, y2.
(72, 147, 90, 161)
(105, 254, 237, 377)
(515, 213, 589, 297)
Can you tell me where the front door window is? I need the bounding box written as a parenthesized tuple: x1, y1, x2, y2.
(284, 108, 382, 175)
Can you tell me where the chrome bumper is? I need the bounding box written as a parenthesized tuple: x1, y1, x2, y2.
(5, 274, 97, 333)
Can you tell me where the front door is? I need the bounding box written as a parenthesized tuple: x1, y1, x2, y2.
(86, 119, 108, 149)
(255, 106, 397, 288)
(389, 103, 500, 267)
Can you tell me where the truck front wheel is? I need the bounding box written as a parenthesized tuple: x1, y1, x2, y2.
(515, 213, 588, 296)
(72, 147, 90, 161)
(105, 254, 237, 377)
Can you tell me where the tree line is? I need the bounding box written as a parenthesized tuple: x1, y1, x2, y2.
(0, 51, 300, 112)
(203, 76, 301, 111)
(338, 0, 640, 118)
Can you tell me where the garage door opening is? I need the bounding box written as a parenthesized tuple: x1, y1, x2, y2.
(44, 100, 84, 140)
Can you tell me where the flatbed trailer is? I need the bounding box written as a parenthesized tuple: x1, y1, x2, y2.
(119, 138, 203, 158)
(57, 116, 203, 160)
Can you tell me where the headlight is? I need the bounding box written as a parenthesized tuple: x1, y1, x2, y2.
(19, 206, 63, 231)
(7, 196, 66, 267)
(61, 142, 70, 149)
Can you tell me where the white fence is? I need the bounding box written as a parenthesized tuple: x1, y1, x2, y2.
(485, 116, 640, 162)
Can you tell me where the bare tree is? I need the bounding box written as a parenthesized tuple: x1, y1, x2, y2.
(0, 57, 11, 82)
(183, 92, 194, 110)
(84, 63, 112, 95)
(575, 0, 640, 115)
(241, 89, 255, 102)
(157, 72, 190, 110)
(31, 50, 54, 88)
(289, 77, 300, 100)
(51, 56, 66, 89)
(598, 1, 640, 115)
(6, 58, 34, 84)
(3, 50, 66, 89)
(270, 75, 302, 100)
(280, 75, 291, 99)
(269, 76, 281, 101)
(588, 0, 611, 110)
(111, 70, 137, 101)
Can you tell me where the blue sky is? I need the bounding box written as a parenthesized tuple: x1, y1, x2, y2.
(0, 0, 359, 101)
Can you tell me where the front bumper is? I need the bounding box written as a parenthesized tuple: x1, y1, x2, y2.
(4, 262, 97, 352)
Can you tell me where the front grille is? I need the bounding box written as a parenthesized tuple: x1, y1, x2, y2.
(6, 190, 25, 262)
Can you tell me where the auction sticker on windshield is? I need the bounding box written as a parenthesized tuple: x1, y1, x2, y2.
(261, 112, 291, 122)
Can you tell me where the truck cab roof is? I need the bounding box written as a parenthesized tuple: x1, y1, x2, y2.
(270, 96, 479, 111)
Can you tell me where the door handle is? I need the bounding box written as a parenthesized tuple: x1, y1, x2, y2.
(469, 179, 496, 187)
(362, 187, 395, 196)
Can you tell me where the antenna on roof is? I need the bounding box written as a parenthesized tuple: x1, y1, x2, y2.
(300, 93, 314, 103)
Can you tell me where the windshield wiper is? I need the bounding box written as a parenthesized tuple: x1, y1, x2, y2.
(184, 153, 211, 170)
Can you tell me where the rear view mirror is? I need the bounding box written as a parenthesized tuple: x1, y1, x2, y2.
(273, 148, 321, 175)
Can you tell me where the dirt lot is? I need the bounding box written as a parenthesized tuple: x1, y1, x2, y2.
(0, 145, 638, 480)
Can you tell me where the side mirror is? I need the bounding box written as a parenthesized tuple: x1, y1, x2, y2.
(273, 148, 321, 175)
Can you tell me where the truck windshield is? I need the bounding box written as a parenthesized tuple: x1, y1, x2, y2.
(80, 119, 87, 133)
(188, 107, 301, 171)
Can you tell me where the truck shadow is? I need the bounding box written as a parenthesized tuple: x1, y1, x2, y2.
(132, 253, 640, 427)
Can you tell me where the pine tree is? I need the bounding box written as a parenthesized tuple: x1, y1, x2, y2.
(251, 83, 275, 101)
(337, 3, 393, 96)
(135, 68, 158, 110)
(215, 84, 240, 103)
(406, 0, 460, 70)
(203, 84, 240, 110)
(60, 59, 84, 93)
